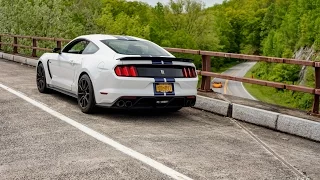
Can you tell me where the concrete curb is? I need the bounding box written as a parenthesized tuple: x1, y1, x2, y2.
(3, 53, 14, 61)
(195, 95, 230, 116)
(1, 52, 320, 142)
(232, 104, 279, 129)
(14, 56, 28, 64)
(1, 52, 39, 66)
(196, 96, 320, 142)
(277, 115, 320, 141)
(26, 58, 39, 66)
(196, 97, 320, 142)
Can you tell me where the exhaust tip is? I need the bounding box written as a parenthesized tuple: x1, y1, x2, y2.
(186, 100, 191, 106)
(186, 100, 195, 107)
(116, 100, 125, 107)
(125, 101, 133, 108)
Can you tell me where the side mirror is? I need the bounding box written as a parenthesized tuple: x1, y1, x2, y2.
(52, 47, 61, 54)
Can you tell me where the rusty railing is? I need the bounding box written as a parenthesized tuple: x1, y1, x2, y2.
(0, 34, 319, 114)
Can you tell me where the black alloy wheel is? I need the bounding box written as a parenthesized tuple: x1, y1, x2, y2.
(36, 63, 50, 93)
(78, 74, 96, 113)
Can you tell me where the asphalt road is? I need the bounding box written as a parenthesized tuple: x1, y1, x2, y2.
(1, 58, 320, 179)
(212, 62, 257, 100)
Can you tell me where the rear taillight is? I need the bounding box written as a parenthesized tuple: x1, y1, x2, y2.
(183, 67, 196, 78)
(122, 66, 129, 76)
(183, 68, 188, 77)
(115, 66, 122, 76)
(115, 66, 138, 77)
(129, 66, 138, 77)
(191, 68, 196, 77)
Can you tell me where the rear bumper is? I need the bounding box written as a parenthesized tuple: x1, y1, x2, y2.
(97, 96, 196, 109)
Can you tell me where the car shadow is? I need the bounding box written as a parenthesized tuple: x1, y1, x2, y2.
(94, 109, 189, 123)
(94, 106, 185, 117)
(48, 90, 78, 105)
(46, 90, 194, 124)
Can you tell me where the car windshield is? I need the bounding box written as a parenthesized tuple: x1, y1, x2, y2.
(101, 39, 171, 56)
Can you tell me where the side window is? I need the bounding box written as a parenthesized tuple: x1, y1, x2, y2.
(82, 42, 99, 54)
(63, 40, 89, 54)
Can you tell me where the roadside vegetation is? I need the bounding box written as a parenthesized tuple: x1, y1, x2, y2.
(0, 0, 319, 110)
(244, 65, 314, 110)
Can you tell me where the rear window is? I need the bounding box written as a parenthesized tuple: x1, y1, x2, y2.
(101, 39, 171, 56)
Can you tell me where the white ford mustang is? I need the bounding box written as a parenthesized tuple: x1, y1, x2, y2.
(36, 34, 198, 113)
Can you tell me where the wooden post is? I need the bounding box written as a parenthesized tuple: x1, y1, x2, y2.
(56, 40, 62, 49)
(200, 55, 212, 92)
(13, 37, 18, 54)
(312, 67, 320, 114)
(32, 38, 37, 57)
(0, 35, 2, 50)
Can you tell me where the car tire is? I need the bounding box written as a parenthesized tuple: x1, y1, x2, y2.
(36, 63, 51, 93)
(78, 74, 96, 114)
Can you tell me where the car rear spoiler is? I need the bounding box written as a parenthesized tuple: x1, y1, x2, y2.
(116, 56, 193, 63)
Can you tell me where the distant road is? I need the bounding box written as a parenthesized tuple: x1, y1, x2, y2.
(212, 62, 257, 100)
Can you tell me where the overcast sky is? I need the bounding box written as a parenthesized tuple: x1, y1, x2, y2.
(129, 0, 224, 7)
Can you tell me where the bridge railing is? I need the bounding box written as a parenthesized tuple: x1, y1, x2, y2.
(0, 34, 319, 114)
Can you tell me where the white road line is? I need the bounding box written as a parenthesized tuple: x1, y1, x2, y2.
(0, 83, 193, 180)
(240, 62, 257, 100)
(241, 82, 257, 100)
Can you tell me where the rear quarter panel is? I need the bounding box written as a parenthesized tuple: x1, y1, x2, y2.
(75, 53, 118, 97)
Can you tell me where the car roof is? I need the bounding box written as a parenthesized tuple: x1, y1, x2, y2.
(77, 34, 146, 42)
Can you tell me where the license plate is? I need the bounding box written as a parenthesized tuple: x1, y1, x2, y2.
(155, 83, 173, 93)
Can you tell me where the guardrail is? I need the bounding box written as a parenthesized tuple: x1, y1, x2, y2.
(1, 34, 319, 114)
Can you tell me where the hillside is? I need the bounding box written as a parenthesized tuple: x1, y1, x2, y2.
(209, 0, 320, 110)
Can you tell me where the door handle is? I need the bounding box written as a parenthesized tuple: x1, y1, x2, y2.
(70, 60, 74, 65)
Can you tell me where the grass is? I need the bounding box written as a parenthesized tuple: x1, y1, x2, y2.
(243, 63, 313, 110)
(243, 83, 291, 107)
(243, 63, 293, 107)
(197, 75, 202, 88)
